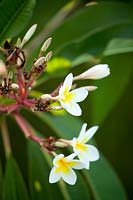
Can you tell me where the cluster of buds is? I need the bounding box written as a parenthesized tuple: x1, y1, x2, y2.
(0, 24, 110, 185)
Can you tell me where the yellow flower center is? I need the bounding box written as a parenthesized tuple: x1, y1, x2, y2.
(55, 158, 75, 174)
(75, 142, 87, 151)
(61, 87, 74, 103)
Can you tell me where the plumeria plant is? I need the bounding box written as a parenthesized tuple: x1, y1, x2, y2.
(0, 25, 110, 185)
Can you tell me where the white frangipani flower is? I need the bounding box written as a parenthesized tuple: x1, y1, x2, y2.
(74, 64, 110, 80)
(72, 123, 100, 168)
(49, 153, 85, 185)
(58, 73, 88, 116)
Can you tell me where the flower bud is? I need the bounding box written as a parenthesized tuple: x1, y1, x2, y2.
(20, 24, 37, 48)
(80, 86, 98, 91)
(74, 64, 110, 80)
(0, 60, 7, 76)
(55, 141, 68, 148)
(40, 94, 52, 101)
(41, 38, 52, 52)
(34, 57, 45, 67)
(11, 83, 19, 90)
(45, 51, 52, 62)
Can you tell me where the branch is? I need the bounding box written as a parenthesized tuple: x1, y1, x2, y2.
(13, 112, 55, 153)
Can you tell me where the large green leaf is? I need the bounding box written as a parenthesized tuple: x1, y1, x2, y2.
(55, 24, 133, 60)
(0, 0, 36, 43)
(0, 161, 3, 200)
(28, 141, 66, 200)
(3, 157, 29, 200)
(103, 38, 133, 56)
(28, 0, 68, 35)
(22, 110, 127, 199)
(90, 53, 132, 124)
(52, 2, 133, 52)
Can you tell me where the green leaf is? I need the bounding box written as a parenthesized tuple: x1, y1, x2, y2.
(84, 155, 127, 200)
(28, 0, 68, 34)
(55, 23, 133, 60)
(28, 141, 69, 200)
(103, 38, 133, 56)
(0, 0, 36, 43)
(0, 161, 3, 200)
(90, 53, 132, 124)
(52, 2, 133, 52)
(3, 157, 29, 200)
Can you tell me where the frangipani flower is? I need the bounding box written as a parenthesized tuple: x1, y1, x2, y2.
(74, 64, 110, 81)
(58, 73, 88, 116)
(72, 123, 99, 168)
(49, 153, 85, 185)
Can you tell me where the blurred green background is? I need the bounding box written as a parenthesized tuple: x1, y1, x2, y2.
(0, 0, 133, 199)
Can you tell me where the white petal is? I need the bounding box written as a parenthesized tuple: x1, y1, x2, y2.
(78, 150, 91, 166)
(61, 168, 77, 185)
(70, 88, 88, 102)
(78, 145, 99, 163)
(85, 162, 90, 170)
(60, 73, 73, 95)
(86, 145, 100, 161)
(53, 154, 64, 167)
(60, 101, 82, 116)
(65, 153, 77, 162)
(78, 123, 87, 142)
(49, 167, 61, 183)
(77, 64, 110, 80)
(76, 144, 99, 163)
(80, 126, 99, 143)
(69, 160, 86, 169)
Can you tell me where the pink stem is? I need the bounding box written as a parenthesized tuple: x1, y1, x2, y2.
(13, 112, 48, 150)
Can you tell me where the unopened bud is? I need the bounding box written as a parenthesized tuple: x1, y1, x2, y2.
(80, 86, 98, 91)
(34, 57, 45, 67)
(11, 83, 19, 90)
(45, 51, 52, 62)
(55, 141, 68, 148)
(74, 64, 110, 81)
(41, 38, 52, 52)
(41, 94, 58, 101)
(20, 24, 37, 48)
(0, 60, 7, 76)
(41, 94, 52, 101)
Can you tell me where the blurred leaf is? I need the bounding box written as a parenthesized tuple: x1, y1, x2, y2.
(0, 0, 36, 43)
(56, 23, 133, 61)
(3, 157, 29, 200)
(90, 53, 132, 124)
(28, 0, 68, 34)
(103, 38, 133, 56)
(46, 57, 71, 75)
(0, 161, 3, 200)
(52, 2, 133, 52)
(28, 141, 65, 200)
(84, 156, 127, 200)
